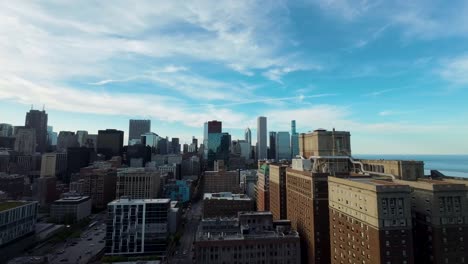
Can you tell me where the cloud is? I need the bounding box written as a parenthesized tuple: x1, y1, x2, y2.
(363, 88, 396, 96)
(312, 0, 381, 21)
(439, 56, 468, 85)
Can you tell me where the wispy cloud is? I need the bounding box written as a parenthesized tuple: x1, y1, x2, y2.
(363, 88, 396, 96)
(439, 56, 468, 85)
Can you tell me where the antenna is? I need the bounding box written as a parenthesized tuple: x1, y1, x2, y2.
(42, 104, 45, 111)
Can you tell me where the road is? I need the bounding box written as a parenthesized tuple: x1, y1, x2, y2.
(45, 212, 107, 264)
(170, 198, 202, 264)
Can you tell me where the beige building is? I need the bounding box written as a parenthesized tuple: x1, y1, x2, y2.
(203, 170, 240, 194)
(396, 179, 468, 264)
(359, 159, 424, 180)
(329, 176, 414, 264)
(202, 192, 254, 219)
(79, 161, 118, 209)
(269, 163, 288, 220)
(116, 168, 160, 199)
(286, 166, 330, 264)
(299, 129, 351, 157)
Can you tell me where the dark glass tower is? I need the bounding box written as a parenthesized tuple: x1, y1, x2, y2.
(25, 109, 48, 153)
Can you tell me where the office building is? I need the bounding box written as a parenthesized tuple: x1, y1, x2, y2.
(257, 162, 270, 211)
(76, 130, 88, 147)
(40, 152, 67, 179)
(269, 163, 288, 220)
(257, 116, 267, 160)
(14, 128, 36, 155)
(194, 211, 301, 264)
(50, 195, 91, 223)
(0, 201, 38, 246)
(25, 109, 48, 153)
(97, 129, 124, 159)
(181, 156, 200, 177)
(203, 120, 222, 159)
(84, 134, 97, 151)
(291, 120, 299, 158)
(205, 132, 231, 168)
(78, 159, 119, 209)
(67, 147, 93, 180)
(33, 176, 58, 207)
(286, 160, 330, 264)
(0, 123, 13, 137)
(299, 129, 351, 157)
(116, 168, 160, 199)
(171, 138, 180, 154)
(105, 198, 171, 256)
(244, 127, 252, 147)
(47, 126, 57, 147)
(399, 179, 468, 264)
(204, 170, 240, 194)
(141, 132, 161, 149)
(268, 132, 276, 160)
(56, 131, 79, 152)
(192, 136, 198, 152)
(0, 173, 25, 199)
(164, 180, 191, 203)
(203, 192, 254, 218)
(129, 119, 151, 144)
(276, 131, 291, 160)
(329, 177, 414, 264)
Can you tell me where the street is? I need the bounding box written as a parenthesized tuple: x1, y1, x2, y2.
(169, 198, 203, 264)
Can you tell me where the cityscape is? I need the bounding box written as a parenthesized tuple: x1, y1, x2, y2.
(2, 1, 468, 264)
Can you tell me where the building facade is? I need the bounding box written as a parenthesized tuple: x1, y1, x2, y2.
(129, 119, 151, 144)
(256, 116, 267, 160)
(14, 128, 36, 155)
(299, 129, 351, 157)
(105, 198, 171, 256)
(269, 164, 288, 220)
(79, 161, 119, 209)
(244, 127, 251, 147)
(291, 120, 299, 158)
(194, 211, 301, 264)
(276, 132, 291, 161)
(25, 109, 48, 153)
(204, 170, 240, 194)
(116, 168, 160, 199)
(268, 132, 276, 160)
(97, 129, 124, 159)
(256, 162, 270, 211)
(202, 192, 254, 218)
(56, 131, 79, 152)
(50, 195, 92, 223)
(0, 201, 38, 246)
(0, 173, 25, 199)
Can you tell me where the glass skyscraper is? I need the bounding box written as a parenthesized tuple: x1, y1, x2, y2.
(276, 131, 291, 160)
(291, 120, 299, 158)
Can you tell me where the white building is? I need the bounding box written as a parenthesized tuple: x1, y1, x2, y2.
(0, 201, 38, 246)
(50, 195, 91, 223)
(105, 198, 171, 256)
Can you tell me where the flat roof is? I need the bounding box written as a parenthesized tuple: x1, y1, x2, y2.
(109, 198, 171, 205)
(204, 192, 251, 200)
(0, 201, 29, 212)
(54, 196, 90, 203)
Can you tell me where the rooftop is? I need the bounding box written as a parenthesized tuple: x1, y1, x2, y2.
(204, 192, 251, 200)
(109, 198, 171, 205)
(54, 196, 90, 203)
(0, 201, 29, 212)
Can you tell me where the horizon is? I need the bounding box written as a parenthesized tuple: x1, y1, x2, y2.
(2, 1, 468, 154)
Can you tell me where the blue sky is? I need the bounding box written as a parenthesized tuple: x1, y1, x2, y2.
(1, 0, 467, 154)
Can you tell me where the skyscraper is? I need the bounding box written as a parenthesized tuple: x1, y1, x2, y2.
(128, 119, 151, 144)
(256, 116, 267, 160)
(171, 138, 180, 154)
(47, 126, 58, 146)
(244, 127, 252, 146)
(291, 120, 299, 158)
(276, 131, 291, 160)
(97, 129, 124, 159)
(25, 109, 48, 153)
(0, 123, 13, 137)
(76, 130, 88, 147)
(56, 131, 79, 152)
(203, 120, 222, 160)
(14, 128, 36, 155)
(268, 132, 276, 160)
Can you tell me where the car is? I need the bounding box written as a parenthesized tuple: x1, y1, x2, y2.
(59, 259, 68, 262)
(99, 240, 104, 243)
(183, 250, 187, 255)
(87, 238, 92, 241)
(86, 251, 92, 254)
(90, 243, 95, 246)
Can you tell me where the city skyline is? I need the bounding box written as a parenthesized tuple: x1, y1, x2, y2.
(1, 1, 468, 154)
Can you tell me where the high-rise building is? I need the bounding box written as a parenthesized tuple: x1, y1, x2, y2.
(192, 136, 198, 152)
(205, 132, 231, 167)
(171, 138, 180, 154)
(84, 134, 97, 151)
(203, 120, 222, 160)
(256, 162, 270, 211)
(204, 170, 240, 194)
(0, 201, 38, 247)
(329, 177, 414, 264)
(286, 160, 330, 264)
(129, 119, 151, 144)
(14, 128, 36, 155)
(97, 129, 124, 159)
(291, 120, 299, 158)
(76, 130, 88, 147)
(256, 116, 267, 160)
(0, 123, 13, 137)
(194, 211, 301, 264)
(0, 173, 25, 199)
(398, 179, 468, 264)
(47, 126, 58, 147)
(56, 131, 79, 152)
(244, 127, 252, 146)
(299, 129, 351, 157)
(40, 152, 67, 179)
(268, 131, 276, 160)
(66, 147, 93, 180)
(25, 109, 48, 153)
(276, 131, 291, 160)
(269, 163, 288, 220)
(105, 198, 171, 256)
(116, 168, 160, 199)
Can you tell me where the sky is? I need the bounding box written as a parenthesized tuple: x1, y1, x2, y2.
(1, 0, 467, 154)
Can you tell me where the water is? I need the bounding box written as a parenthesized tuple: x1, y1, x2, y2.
(354, 154, 468, 178)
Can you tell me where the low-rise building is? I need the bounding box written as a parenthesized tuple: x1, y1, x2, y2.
(50, 195, 91, 223)
(194, 211, 301, 264)
(116, 168, 160, 199)
(204, 170, 240, 194)
(105, 198, 171, 256)
(0, 201, 38, 246)
(0, 173, 25, 199)
(203, 192, 254, 219)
